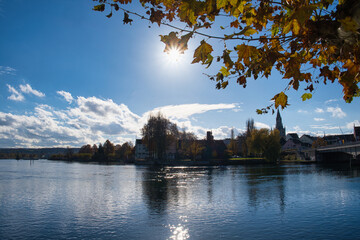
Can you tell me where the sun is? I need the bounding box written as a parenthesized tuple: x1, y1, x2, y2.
(165, 46, 183, 63)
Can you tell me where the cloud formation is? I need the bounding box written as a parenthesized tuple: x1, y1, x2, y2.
(146, 103, 238, 120)
(315, 108, 324, 113)
(0, 66, 16, 75)
(254, 122, 270, 129)
(57, 90, 74, 103)
(314, 118, 325, 122)
(327, 107, 346, 118)
(0, 95, 240, 148)
(19, 84, 45, 97)
(7, 84, 24, 101)
(325, 99, 339, 104)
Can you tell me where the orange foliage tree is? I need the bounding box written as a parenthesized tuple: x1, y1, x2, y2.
(93, 0, 360, 112)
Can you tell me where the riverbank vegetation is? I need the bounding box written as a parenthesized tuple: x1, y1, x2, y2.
(49, 140, 134, 163)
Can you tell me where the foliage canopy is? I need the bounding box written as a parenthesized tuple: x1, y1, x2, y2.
(93, 0, 360, 112)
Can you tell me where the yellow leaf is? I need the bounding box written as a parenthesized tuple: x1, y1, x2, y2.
(301, 93, 312, 101)
(217, 0, 227, 9)
(283, 21, 292, 34)
(272, 92, 288, 109)
(243, 28, 258, 36)
(220, 66, 230, 77)
(343, 59, 360, 75)
(292, 19, 300, 35)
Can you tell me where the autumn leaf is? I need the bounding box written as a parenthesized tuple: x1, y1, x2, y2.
(301, 93, 312, 101)
(123, 12, 133, 24)
(223, 50, 234, 69)
(192, 40, 213, 64)
(235, 44, 259, 66)
(220, 66, 230, 77)
(239, 26, 258, 36)
(272, 92, 288, 109)
(221, 81, 229, 88)
(343, 59, 359, 75)
(93, 4, 105, 12)
(106, 12, 113, 18)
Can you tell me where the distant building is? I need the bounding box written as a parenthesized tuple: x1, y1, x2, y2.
(275, 110, 286, 138)
(299, 134, 317, 145)
(286, 133, 299, 141)
(135, 139, 149, 160)
(282, 138, 311, 151)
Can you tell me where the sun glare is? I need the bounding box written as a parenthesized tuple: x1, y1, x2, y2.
(166, 46, 183, 63)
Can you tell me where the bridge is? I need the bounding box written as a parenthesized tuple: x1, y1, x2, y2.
(315, 142, 360, 164)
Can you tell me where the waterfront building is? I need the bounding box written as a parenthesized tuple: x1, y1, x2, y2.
(135, 139, 149, 160)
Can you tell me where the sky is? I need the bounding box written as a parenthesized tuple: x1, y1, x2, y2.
(0, 0, 359, 148)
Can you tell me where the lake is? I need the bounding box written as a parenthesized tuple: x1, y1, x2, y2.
(0, 160, 360, 239)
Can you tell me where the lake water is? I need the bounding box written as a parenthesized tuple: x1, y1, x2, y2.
(0, 160, 360, 240)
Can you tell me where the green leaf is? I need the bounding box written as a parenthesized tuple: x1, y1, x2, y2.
(301, 93, 312, 101)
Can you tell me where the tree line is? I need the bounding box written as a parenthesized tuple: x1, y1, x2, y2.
(141, 113, 281, 163)
(49, 140, 134, 163)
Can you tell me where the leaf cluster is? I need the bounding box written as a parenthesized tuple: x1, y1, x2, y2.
(93, 0, 360, 112)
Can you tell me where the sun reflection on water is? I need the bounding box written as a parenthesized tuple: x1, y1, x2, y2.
(168, 216, 189, 240)
(168, 224, 190, 240)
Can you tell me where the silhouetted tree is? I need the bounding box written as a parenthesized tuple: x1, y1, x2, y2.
(103, 139, 115, 156)
(79, 144, 92, 154)
(142, 113, 178, 161)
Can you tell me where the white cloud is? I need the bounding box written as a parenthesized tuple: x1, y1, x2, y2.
(19, 84, 45, 97)
(315, 108, 324, 113)
(57, 90, 74, 103)
(254, 122, 270, 129)
(325, 99, 339, 104)
(346, 120, 360, 129)
(297, 109, 308, 114)
(0, 95, 242, 148)
(327, 107, 346, 118)
(288, 125, 312, 136)
(7, 84, 24, 101)
(145, 103, 238, 120)
(0, 66, 16, 75)
(310, 124, 339, 130)
(314, 118, 325, 122)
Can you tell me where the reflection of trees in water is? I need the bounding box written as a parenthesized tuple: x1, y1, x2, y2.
(141, 166, 226, 214)
(142, 167, 174, 214)
(243, 165, 286, 212)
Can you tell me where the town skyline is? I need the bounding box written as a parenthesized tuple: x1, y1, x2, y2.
(1, 1, 360, 148)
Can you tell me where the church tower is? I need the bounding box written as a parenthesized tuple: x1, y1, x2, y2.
(276, 110, 286, 138)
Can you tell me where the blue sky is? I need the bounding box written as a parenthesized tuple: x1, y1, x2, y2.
(0, 0, 359, 148)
